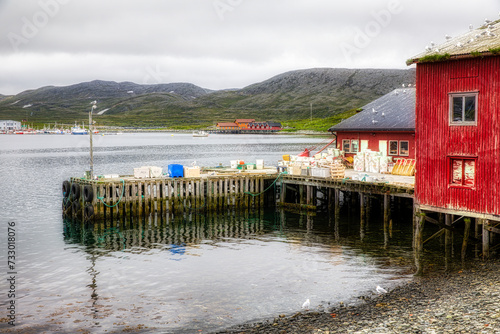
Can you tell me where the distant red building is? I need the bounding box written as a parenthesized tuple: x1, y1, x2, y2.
(408, 21, 500, 218)
(216, 122, 239, 130)
(216, 119, 282, 133)
(329, 88, 416, 159)
(235, 119, 255, 129)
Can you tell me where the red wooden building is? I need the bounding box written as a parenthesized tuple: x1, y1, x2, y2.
(235, 119, 255, 129)
(328, 88, 416, 159)
(408, 20, 500, 220)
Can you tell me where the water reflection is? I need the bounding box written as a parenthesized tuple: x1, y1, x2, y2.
(60, 208, 414, 333)
(63, 210, 271, 253)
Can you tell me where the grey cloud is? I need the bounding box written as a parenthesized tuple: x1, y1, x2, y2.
(0, 0, 498, 94)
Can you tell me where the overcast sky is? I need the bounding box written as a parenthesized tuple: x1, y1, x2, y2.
(0, 0, 498, 95)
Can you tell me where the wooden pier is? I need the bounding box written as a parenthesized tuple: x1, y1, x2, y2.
(62, 173, 277, 223)
(63, 170, 414, 224)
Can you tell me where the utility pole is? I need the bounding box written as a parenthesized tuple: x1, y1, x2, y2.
(89, 101, 97, 179)
(310, 103, 313, 121)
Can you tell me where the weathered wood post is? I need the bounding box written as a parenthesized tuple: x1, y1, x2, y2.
(359, 192, 365, 241)
(383, 194, 391, 225)
(461, 218, 471, 262)
(280, 178, 287, 204)
(445, 214, 452, 270)
(334, 188, 340, 221)
(483, 219, 490, 259)
(260, 177, 265, 208)
(359, 192, 365, 221)
(414, 210, 425, 276)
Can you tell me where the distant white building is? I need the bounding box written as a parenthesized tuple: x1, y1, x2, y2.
(0, 120, 21, 131)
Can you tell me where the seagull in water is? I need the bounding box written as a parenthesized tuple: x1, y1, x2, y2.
(376, 285, 388, 294)
(302, 298, 310, 310)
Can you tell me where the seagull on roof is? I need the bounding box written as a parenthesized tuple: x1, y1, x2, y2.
(445, 35, 452, 40)
(469, 24, 474, 30)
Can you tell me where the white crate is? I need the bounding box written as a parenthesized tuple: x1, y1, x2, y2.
(256, 159, 264, 170)
(184, 166, 201, 178)
(149, 166, 163, 178)
(310, 167, 330, 178)
(102, 174, 120, 179)
(134, 167, 150, 178)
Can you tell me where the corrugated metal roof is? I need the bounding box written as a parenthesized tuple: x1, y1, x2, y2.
(408, 19, 500, 65)
(328, 88, 415, 132)
(235, 119, 255, 123)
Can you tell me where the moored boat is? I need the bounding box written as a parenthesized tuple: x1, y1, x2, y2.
(193, 130, 209, 137)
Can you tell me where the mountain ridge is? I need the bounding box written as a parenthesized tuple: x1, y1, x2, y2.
(0, 67, 416, 128)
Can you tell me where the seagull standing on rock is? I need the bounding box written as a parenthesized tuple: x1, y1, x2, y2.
(376, 285, 388, 294)
(302, 298, 310, 310)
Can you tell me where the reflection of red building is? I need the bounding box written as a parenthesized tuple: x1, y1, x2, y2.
(408, 21, 500, 218)
(329, 88, 415, 159)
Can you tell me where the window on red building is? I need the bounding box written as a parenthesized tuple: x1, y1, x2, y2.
(450, 157, 475, 188)
(342, 140, 351, 153)
(389, 140, 398, 155)
(399, 141, 409, 156)
(449, 92, 477, 125)
(351, 140, 359, 153)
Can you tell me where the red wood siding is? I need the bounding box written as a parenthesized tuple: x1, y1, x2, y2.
(336, 131, 415, 159)
(415, 56, 500, 215)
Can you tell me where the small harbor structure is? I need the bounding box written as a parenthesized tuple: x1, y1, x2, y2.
(0, 120, 22, 131)
(214, 119, 282, 133)
(329, 88, 416, 160)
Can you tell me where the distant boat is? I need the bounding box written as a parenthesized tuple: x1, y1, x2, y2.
(193, 130, 209, 137)
(71, 125, 88, 135)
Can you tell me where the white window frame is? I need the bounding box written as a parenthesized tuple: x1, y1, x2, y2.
(350, 140, 359, 153)
(449, 92, 478, 126)
(342, 139, 351, 153)
(449, 157, 476, 188)
(388, 140, 399, 156)
(399, 141, 409, 156)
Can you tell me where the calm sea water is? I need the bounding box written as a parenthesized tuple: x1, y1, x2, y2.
(0, 133, 414, 333)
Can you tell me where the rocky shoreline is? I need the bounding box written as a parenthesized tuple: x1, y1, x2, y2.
(217, 260, 500, 333)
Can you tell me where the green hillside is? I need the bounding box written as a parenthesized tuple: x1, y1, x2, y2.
(0, 68, 415, 131)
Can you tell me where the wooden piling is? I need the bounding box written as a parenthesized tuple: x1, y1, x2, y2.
(462, 218, 471, 262)
(414, 210, 425, 276)
(483, 219, 490, 259)
(445, 214, 452, 269)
